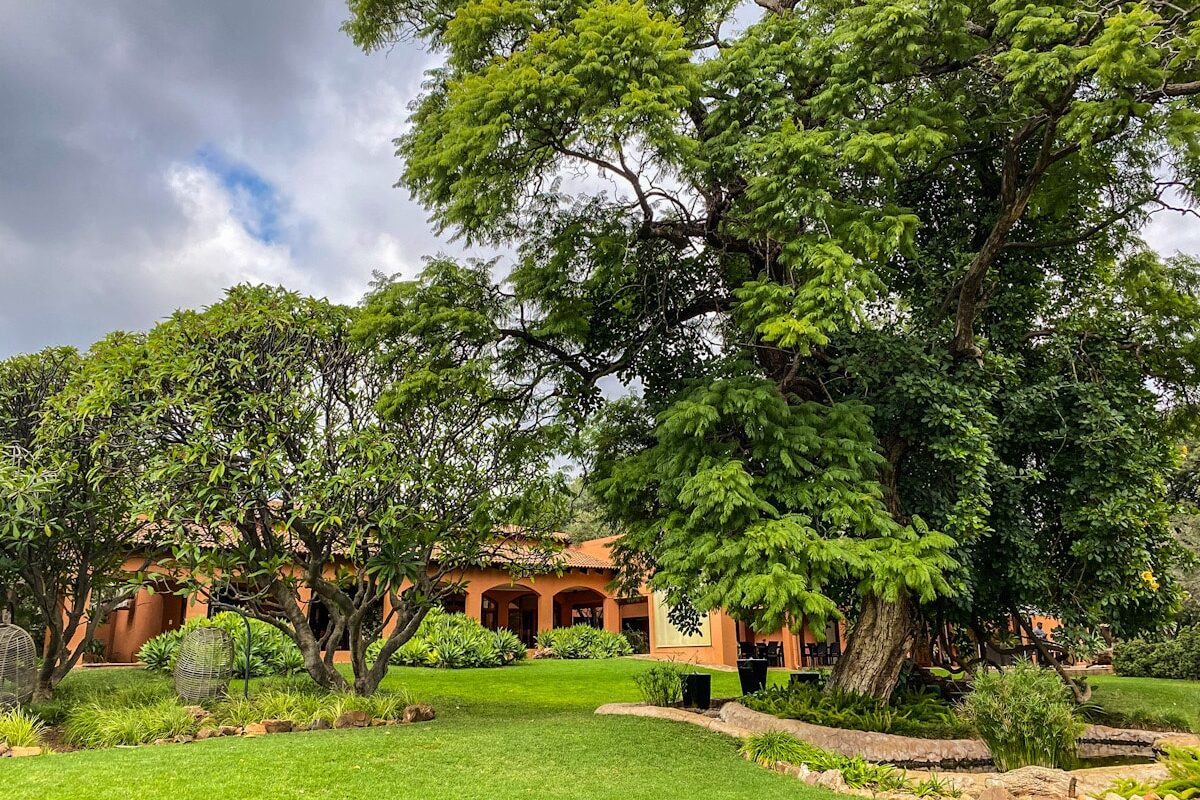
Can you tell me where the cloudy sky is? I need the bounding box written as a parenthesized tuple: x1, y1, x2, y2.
(2, 1, 1199, 359)
(0, 0, 458, 357)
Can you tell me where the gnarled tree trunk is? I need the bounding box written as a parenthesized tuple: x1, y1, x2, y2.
(825, 591, 914, 702)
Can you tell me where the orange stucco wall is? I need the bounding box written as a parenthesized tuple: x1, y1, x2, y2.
(66, 541, 849, 671)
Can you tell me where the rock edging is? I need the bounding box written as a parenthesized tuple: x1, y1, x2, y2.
(719, 702, 990, 768)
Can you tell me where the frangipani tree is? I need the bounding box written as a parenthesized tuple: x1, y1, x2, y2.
(74, 284, 567, 695)
(0, 346, 155, 698)
(347, 0, 1200, 698)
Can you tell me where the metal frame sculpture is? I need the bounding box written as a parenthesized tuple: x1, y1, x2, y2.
(173, 626, 235, 703)
(0, 624, 36, 708)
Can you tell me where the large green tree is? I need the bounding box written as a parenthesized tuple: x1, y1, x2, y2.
(0, 347, 155, 698)
(347, 0, 1200, 698)
(74, 284, 566, 695)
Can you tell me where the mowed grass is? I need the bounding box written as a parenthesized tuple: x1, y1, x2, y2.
(1, 659, 832, 800)
(1087, 674, 1200, 732)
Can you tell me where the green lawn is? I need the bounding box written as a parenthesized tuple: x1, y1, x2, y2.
(1, 659, 832, 800)
(1087, 674, 1200, 732)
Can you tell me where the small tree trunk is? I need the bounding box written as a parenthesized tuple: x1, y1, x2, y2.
(825, 591, 913, 702)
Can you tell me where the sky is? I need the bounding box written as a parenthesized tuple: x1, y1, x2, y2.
(2, 1, 1199, 359)
(0, 0, 453, 357)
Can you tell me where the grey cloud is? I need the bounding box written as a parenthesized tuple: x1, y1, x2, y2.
(0, 0, 446, 356)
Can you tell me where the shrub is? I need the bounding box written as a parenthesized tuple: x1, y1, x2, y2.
(64, 699, 201, 748)
(1105, 747, 1200, 799)
(0, 707, 47, 748)
(366, 609, 526, 669)
(963, 660, 1084, 771)
(137, 634, 175, 672)
(742, 682, 973, 739)
(535, 626, 632, 659)
(739, 731, 908, 790)
(633, 663, 682, 706)
(208, 686, 414, 728)
(136, 612, 305, 678)
(1114, 627, 1200, 680)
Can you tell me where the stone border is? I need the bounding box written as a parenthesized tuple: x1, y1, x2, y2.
(0, 703, 436, 758)
(596, 702, 1182, 800)
(598, 701, 1200, 770)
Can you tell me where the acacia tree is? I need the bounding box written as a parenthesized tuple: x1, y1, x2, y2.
(74, 284, 565, 695)
(0, 347, 155, 698)
(347, 0, 1200, 698)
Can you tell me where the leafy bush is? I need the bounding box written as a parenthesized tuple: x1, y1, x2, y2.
(0, 707, 47, 748)
(366, 609, 526, 669)
(742, 682, 973, 739)
(633, 663, 682, 706)
(136, 612, 305, 678)
(963, 660, 1084, 771)
(1114, 626, 1200, 680)
(739, 731, 907, 790)
(208, 686, 414, 728)
(535, 626, 632, 659)
(64, 699, 201, 748)
(137, 634, 176, 672)
(1105, 747, 1200, 799)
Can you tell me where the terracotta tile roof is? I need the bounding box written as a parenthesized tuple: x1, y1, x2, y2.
(558, 545, 616, 570)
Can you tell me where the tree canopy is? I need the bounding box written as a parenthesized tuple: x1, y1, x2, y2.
(72, 284, 567, 695)
(347, 0, 1200, 698)
(0, 346, 155, 697)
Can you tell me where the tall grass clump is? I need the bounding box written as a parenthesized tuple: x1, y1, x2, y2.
(743, 682, 973, 739)
(739, 731, 907, 790)
(963, 660, 1084, 771)
(535, 626, 633, 659)
(0, 707, 47, 748)
(633, 663, 682, 706)
(64, 699, 201, 748)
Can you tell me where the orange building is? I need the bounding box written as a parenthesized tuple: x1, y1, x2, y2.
(79, 534, 843, 671)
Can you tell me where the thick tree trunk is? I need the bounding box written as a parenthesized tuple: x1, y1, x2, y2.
(825, 591, 914, 702)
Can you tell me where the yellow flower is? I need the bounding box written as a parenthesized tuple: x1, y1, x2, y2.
(1141, 570, 1160, 591)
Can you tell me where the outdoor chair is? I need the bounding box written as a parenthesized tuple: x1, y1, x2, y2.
(765, 641, 784, 667)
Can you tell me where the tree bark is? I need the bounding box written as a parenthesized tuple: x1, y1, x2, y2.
(825, 591, 914, 702)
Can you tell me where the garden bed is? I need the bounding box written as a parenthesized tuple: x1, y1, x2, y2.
(599, 701, 1198, 771)
(597, 701, 1196, 799)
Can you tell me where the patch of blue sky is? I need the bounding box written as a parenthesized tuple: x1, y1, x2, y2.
(194, 145, 284, 244)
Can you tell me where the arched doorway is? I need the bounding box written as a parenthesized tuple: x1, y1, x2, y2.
(551, 587, 606, 629)
(481, 584, 540, 647)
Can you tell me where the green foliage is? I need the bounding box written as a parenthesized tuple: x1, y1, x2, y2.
(0, 346, 156, 695)
(911, 774, 963, 799)
(137, 612, 304, 678)
(136, 634, 176, 673)
(535, 626, 632, 659)
(1105, 747, 1200, 800)
(632, 663, 682, 706)
(0, 707, 47, 749)
(347, 0, 1200, 701)
(739, 731, 907, 790)
(366, 609, 526, 669)
(1114, 626, 1200, 680)
(742, 683, 973, 739)
(64, 699, 201, 748)
(594, 378, 956, 635)
(208, 686, 413, 728)
(69, 283, 567, 695)
(963, 661, 1084, 771)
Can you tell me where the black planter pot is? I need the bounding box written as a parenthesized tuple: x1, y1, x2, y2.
(681, 672, 712, 710)
(737, 658, 768, 695)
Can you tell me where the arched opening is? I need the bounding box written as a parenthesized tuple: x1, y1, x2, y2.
(481, 584, 540, 647)
(551, 587, 606, 629)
